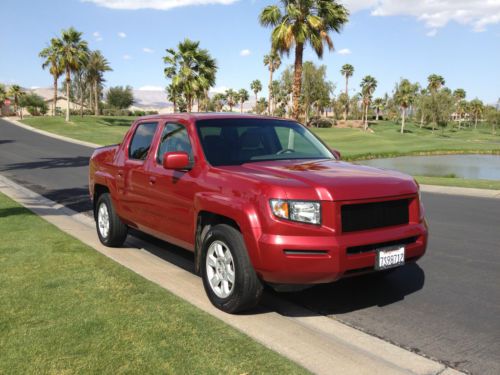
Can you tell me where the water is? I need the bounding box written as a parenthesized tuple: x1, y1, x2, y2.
(358, 154, 500, 180)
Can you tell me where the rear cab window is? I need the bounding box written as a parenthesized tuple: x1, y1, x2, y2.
(128, 122, 158, 160)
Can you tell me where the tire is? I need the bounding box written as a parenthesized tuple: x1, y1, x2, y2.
(95, 192, 128, 247)
(201, 224, 263, 313)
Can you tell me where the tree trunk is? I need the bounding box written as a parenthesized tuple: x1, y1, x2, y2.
(364, 102, 369, 131)
(292, 43, 304, 121)
(240, 101, 243, 113)
(343, 77, 348, 121)
(80, 88, 84, 117)
(375, 109, 379, 121)
(268, 68, 273, 115)
(65, 68, 70, 122)
(474, 116, 478, 129)
(53, 76, 58, 116)
(94, 82, 99, 116)
(401, 107, 406, 134)
(420, 112, 424, 128)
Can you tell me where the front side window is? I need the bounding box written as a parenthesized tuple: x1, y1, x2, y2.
(157, 123, 194, 164)
(128, 122, 158, 160)
(196, 118, 333, 166)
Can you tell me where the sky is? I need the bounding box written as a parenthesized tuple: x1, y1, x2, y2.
(0, 0, 499, 104)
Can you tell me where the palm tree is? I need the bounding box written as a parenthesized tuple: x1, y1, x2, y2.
(469, 99, 484, 129)
(7, 85, 25, 117)
(225, 89, 237, 112)
(394, 79, 417, 134)
(427, 74, 445, 93)
(212, 93, 226, 112)
(360, 75, 377, 130)
(0, 84, 6, 103)
(55, 27, 89, 122)
(263, 51, 281, 114)
(340, 64, 354, 120)
(39, 38, 64, 116)
(86, 50, 112, 116)
(260, 0, 349, 120)
(250, 80, 262, 108)
(453, 88, 466, 129)
(163, 39, 217, 112)
(372, 97, 384, 121)
(238, 88, 249, 113)
(418, 88, 428, 128)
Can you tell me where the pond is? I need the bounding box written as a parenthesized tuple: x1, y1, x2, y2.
(358, 154, 500, 180)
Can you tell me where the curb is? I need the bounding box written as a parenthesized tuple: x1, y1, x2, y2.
(1, 117, 101, 149)
(0, 172, 464, 375)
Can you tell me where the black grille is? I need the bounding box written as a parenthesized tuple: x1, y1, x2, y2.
(341, 199, 409, 232)
(346, 236, 418, 255)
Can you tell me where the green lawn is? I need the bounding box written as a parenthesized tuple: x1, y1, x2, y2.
(0, 193, 307, 374)
(414, 175, 500, 190)
(17, 115, 500, 190)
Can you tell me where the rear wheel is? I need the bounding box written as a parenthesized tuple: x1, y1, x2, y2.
(201, 224, 263, 313)
(95, 193, 127, 247)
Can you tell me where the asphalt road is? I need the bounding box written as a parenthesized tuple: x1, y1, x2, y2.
(1, 118, 499, 375)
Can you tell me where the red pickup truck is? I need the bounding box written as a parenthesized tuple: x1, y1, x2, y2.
(89, 114, 427, 313)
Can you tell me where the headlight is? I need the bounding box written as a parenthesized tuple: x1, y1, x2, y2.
(270, 199, 321, 225)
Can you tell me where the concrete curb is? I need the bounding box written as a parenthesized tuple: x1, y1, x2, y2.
(0, 172, 464, 375)
(1, 117, 101, 148)
(420, 184, 500, 199)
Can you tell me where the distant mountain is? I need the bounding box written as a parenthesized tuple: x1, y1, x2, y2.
(132, 89, 171, 109)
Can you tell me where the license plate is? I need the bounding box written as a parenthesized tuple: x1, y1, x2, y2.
(375, 246, 405, 270)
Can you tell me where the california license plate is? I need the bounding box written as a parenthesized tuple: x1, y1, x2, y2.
(376, 246, 405, 270)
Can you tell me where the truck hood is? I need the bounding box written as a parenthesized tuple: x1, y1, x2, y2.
(233, 159, 418, 201)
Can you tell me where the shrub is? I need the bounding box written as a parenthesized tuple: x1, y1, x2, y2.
(308, 117, 335, 128)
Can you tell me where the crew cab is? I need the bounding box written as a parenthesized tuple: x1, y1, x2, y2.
(89, 114, 428, 313)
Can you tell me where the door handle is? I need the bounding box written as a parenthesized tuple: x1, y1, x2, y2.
(149, 176, 156, 185)
(117, 170, 124, 178)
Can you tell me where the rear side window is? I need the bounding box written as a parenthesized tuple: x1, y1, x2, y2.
(128, 122, 158, 160)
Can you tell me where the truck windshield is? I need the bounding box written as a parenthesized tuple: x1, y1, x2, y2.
(196, 118, 334, 166)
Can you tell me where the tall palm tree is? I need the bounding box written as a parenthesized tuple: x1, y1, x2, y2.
(0, 84, 6, 103)
(163, 39, 217, 112)
(250, 80, 262, 108)
(394, 79, 417, 134)
(7, 85, 25, 117)
(39, 38, 64, 116)
(340, 63, 354, 120)
(360, 75, 377, 130)
(225, 89, 237, 112)
(55, 27, 89, 122)
(263, 51, 281, 114)
(238, 88, 249, 113)
(86, 50, 112, 116)
(427, 74, 445, 93)
(260, 0, 349, 120)
(453, 88, 466, 129)
(469, 99, 484, 129)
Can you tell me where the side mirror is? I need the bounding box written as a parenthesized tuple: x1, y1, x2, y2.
(162, 151, 190, 170)
(331, 149, 341, 160)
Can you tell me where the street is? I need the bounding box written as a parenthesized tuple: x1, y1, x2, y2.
(1, 118, 499, 375)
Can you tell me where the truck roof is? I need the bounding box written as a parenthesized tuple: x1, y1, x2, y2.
(134, 112, 291, 122)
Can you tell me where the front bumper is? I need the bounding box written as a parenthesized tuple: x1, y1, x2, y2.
(254, 222, 428, 284)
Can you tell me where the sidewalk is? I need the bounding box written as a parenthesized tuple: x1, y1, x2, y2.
(0, 173, 463, 375)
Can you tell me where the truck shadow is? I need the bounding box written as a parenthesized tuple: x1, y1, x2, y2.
(271, 263, 425, 316)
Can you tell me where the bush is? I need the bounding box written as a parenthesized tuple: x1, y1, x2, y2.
(308, 117, 335, 128)
(106, 86, 134, 109)
(102, 108, 132, 116)
(19, 93, 48, 116)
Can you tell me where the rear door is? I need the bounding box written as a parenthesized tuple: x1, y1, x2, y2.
(119, 121, 159, 230)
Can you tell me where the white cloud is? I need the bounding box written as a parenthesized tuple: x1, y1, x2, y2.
(337, 48, 351, 55)
(240, 49, 251, 56)
(209, 86, 228, 94)
(118, 31, 127, 38)
(426, 28, 438, 37)
(93, 31, 103, 41)
(83, 0, 238, 11)
(138, 85, 164, 91)
(30, 86, 40, 90)
(123, 54, 132, 60)
(342, 0, 500, 32)
(143, 47, 154, 53)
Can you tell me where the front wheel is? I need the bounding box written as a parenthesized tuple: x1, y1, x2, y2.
(201, 224, 263, 313)
(95, 193, 128, 247)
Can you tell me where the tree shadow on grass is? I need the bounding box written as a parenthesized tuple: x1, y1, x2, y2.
(97, 118, 133, 127)
(0, 207, 28, 218)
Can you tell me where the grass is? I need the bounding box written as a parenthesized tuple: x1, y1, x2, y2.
(16, 115, 500, 190)
(0, 192, 307, 374)
(414, 175, 500, 190)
